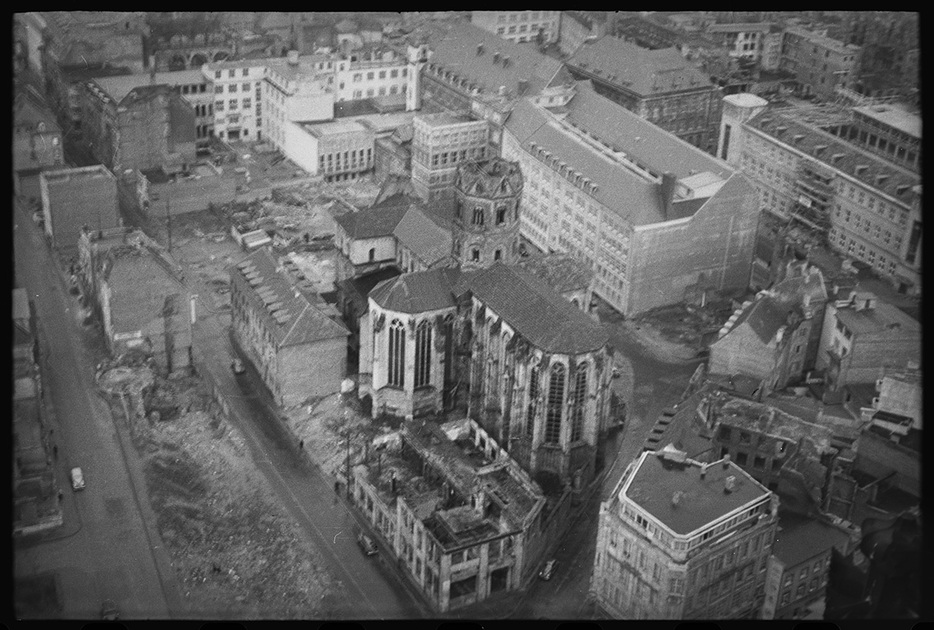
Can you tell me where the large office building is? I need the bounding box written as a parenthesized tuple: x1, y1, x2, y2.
(565, 36, 722, 153)
(470, 11, 561, 45)
(411, 112, 490, 209)
(779, 27, 861, 101)
(718, 94, 922, 295)
(592, 446, 779, 619)
(502, 82, 758, 316)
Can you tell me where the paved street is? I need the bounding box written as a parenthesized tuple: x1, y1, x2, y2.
(13, 200, 183, 619)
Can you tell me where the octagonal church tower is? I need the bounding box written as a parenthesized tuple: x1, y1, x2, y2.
(452, 158, 523, 269)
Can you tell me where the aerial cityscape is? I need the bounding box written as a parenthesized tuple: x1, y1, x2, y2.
(12, 10, 921, 622)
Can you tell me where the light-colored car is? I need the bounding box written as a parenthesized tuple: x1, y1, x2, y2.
(358, 533, 378, 556)
(70, 467, 86, 491)
(539, 559, 558, 581)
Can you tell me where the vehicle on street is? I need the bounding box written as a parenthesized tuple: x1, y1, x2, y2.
(358, 533, 378, 556)
(231, 358, 246, 375)
(70, 467, 86, 491)
(100, 599, 120, 620)
(539, 559, 558, 581)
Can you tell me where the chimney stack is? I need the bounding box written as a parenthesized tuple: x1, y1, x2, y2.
(724, 475, 736, 493)
(722, 454, 731, 470)
(659, 172, 677, 219)
(671, 491, 683, 507)
(493, 51, 500, 64)
(477, 43, 485, 56)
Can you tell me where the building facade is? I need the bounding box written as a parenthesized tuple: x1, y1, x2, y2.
(557, 11, 605, 57)
(39, 165, 120, 251)
(204, 59, 270, 141)
(471, 11, 561, 45)
(411, 113, 490, 209)
(335, 49, 408, 102)
(13, 85, 64, 198)
(451, 159, 523, 269)
(565, 36, 722, 153)
(780, 27, 861, 100)
(720, 98, 922, 295)
(592, 447, 779, 619)
(230, 248, 350, 407)
(502, 83, 757, 316)
(705, 23, 774, 65)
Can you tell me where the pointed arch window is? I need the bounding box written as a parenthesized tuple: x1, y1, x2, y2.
(570, 364, 587, 442)
(545, 363, 565, 444)
(526, 365, 539, 437)
(388, 319, 405, 387)
(414, 320, 432, 388)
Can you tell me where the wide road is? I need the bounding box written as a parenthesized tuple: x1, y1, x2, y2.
(186, 265, 428, 618)
(13, 199, 184, 619)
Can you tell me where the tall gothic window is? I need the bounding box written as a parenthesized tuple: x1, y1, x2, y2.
(570, 364, 587, 442)
(414, 320, 432, 388)
(388, 319, 405, 388)
(473, 206, 484, 226)
(496, 206, 507, 224)
(526, 365, 539, 437)
(545, 363, 565, 444)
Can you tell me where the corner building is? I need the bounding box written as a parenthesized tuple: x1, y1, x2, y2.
(593, 447, 779, 619)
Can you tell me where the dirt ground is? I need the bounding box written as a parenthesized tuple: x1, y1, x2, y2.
(101, 365, 338, 619)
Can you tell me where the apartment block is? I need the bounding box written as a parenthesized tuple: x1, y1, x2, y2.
(592, 447, 779, 619)
(203, 59, 271, 142)
(502, 82, 757, 316)
(471, 11, 561, 45)
(263, 52, 338, 148)
(780, 27, 861, 100)
(335, 50, 408, 103)
(411, 113, 490, 209)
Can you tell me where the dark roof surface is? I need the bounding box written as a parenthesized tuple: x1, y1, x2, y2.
(334, 204, 408, 239)
(772, 512, 851, 568)
(515, 254, 593, 293)
(728, 295, 796, 345)
(369, 267, 463, 314)
(625, 451, 769, 535)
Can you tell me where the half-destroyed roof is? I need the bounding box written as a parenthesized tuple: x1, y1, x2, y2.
(515, 253, 593, 293)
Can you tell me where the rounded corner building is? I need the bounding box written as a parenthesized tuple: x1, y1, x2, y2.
(452, 158, 523, 269)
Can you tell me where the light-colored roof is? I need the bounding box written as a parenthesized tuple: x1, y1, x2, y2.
(853, 104, 922, 139)
(833, 292, 920, 338)
(13, 288, 30, 322)
(567, 35, 714, 97)
(93, 69, 205, 103)
(723, 93, 769, 109)
(303, 119, 370, 137)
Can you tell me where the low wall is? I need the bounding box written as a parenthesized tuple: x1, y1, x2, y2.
(148, 175, 237, 216)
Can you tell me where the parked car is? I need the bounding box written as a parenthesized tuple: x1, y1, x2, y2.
(357, 533, 378, 556)
(539, 559, 558, 581)
(231, 358, 246, 375)
(100, 599, 119, 621)
(70, 467, 85, 491)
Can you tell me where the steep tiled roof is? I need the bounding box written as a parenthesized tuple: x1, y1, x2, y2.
(370, 267, 464, 314)
(232, 249, 348, 347)
(515, 254, 593, 293)
(624, 451, 769, 535)
(727, 295, 797, 345)
(333, 204, 409, 239)
(567, 36, 714, 97)
(461, 264, 608, 354)
(392, 206, 452, 267)
(419, 21, 566, 99)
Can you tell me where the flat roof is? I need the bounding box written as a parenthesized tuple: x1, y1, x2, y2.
(724, 93, 769, 109)
(772, 511, 851, 568)
(415, 111, 476, 128)
(303, 119, 369, 137)
(41, 164, 114, 182)
(853, 104, 922, 139)
(623, 450, 769, 535)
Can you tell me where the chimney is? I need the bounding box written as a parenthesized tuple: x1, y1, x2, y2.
(724, 475, 736, 493)
(477, 42, 485, 56)
(671, 491, 683, 507)
(722, 454, 731, 469)
(502, 55, 510, 67)
(659, 172, 677, 219)
(493, 51, 500, 64)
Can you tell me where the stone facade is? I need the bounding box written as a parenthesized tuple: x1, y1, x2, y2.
(452, 159, 523, 270)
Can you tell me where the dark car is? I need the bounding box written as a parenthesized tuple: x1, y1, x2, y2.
(539, 559, 558, 581)
(358, 533, 378, 556)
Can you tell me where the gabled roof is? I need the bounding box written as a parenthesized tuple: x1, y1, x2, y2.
(333, 204, 409, 239)
(459, 264, 608, 355)
(567, 36, 714, 97)
(418, 21, 566, 99)
(231, 249, 348, 347)
(370, 267, 464, 314)
(727, 295, 797, 345)
(515, 254, 593, 293)
(392, 206, 452, 267)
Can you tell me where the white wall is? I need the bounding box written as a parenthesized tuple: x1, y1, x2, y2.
(283, 121, 320, 174)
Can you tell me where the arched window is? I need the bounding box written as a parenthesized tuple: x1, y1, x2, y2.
(526, 365, 539, 436)
(414, 321, 432, 388)
(544, 363, 565, 444)
(494, 249, 502, 261)
(471, 248, 480, 262)
(388, 319, 405, 387)
(368, 247, 375, 262)
(570, 364, 587, 442)
(473, 207, 484, 226)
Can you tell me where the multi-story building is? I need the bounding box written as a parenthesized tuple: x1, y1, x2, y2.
(843, 12, 919, 103)
(348, 416, 546, 612)
(13, 84, 64, 198)
(848, 101, 921, 173)
(92, 69, 214, 151)
(761, 512, 851, 619)
(263, 52, 338, 147)
(39, 11, 148, 73)
(451, 159, 523, 269)
(289, 119, 375, 182)
(592, 446, 779, 619)
(780, 27, 861, 100)
(359, 262, 612, 491)
(471, 11, 561, 45)
(229, 248, 349, 407)
(816, 288, 920, 392)
(77, 228, 192, 373)
(80, 82, 197, 175)
(203, 59, 271, 142)
(719, 97, 922, 294)
(411, 113, 490, 209)
(502, 82, 758, 316)
(335, 48, 409, 103)
(705, 23, 774, 65)
(557, 12, 605, 57)
(39, 165, 120, 251)
(565, 36, 722, 153)
(709, 263, 828, 396)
